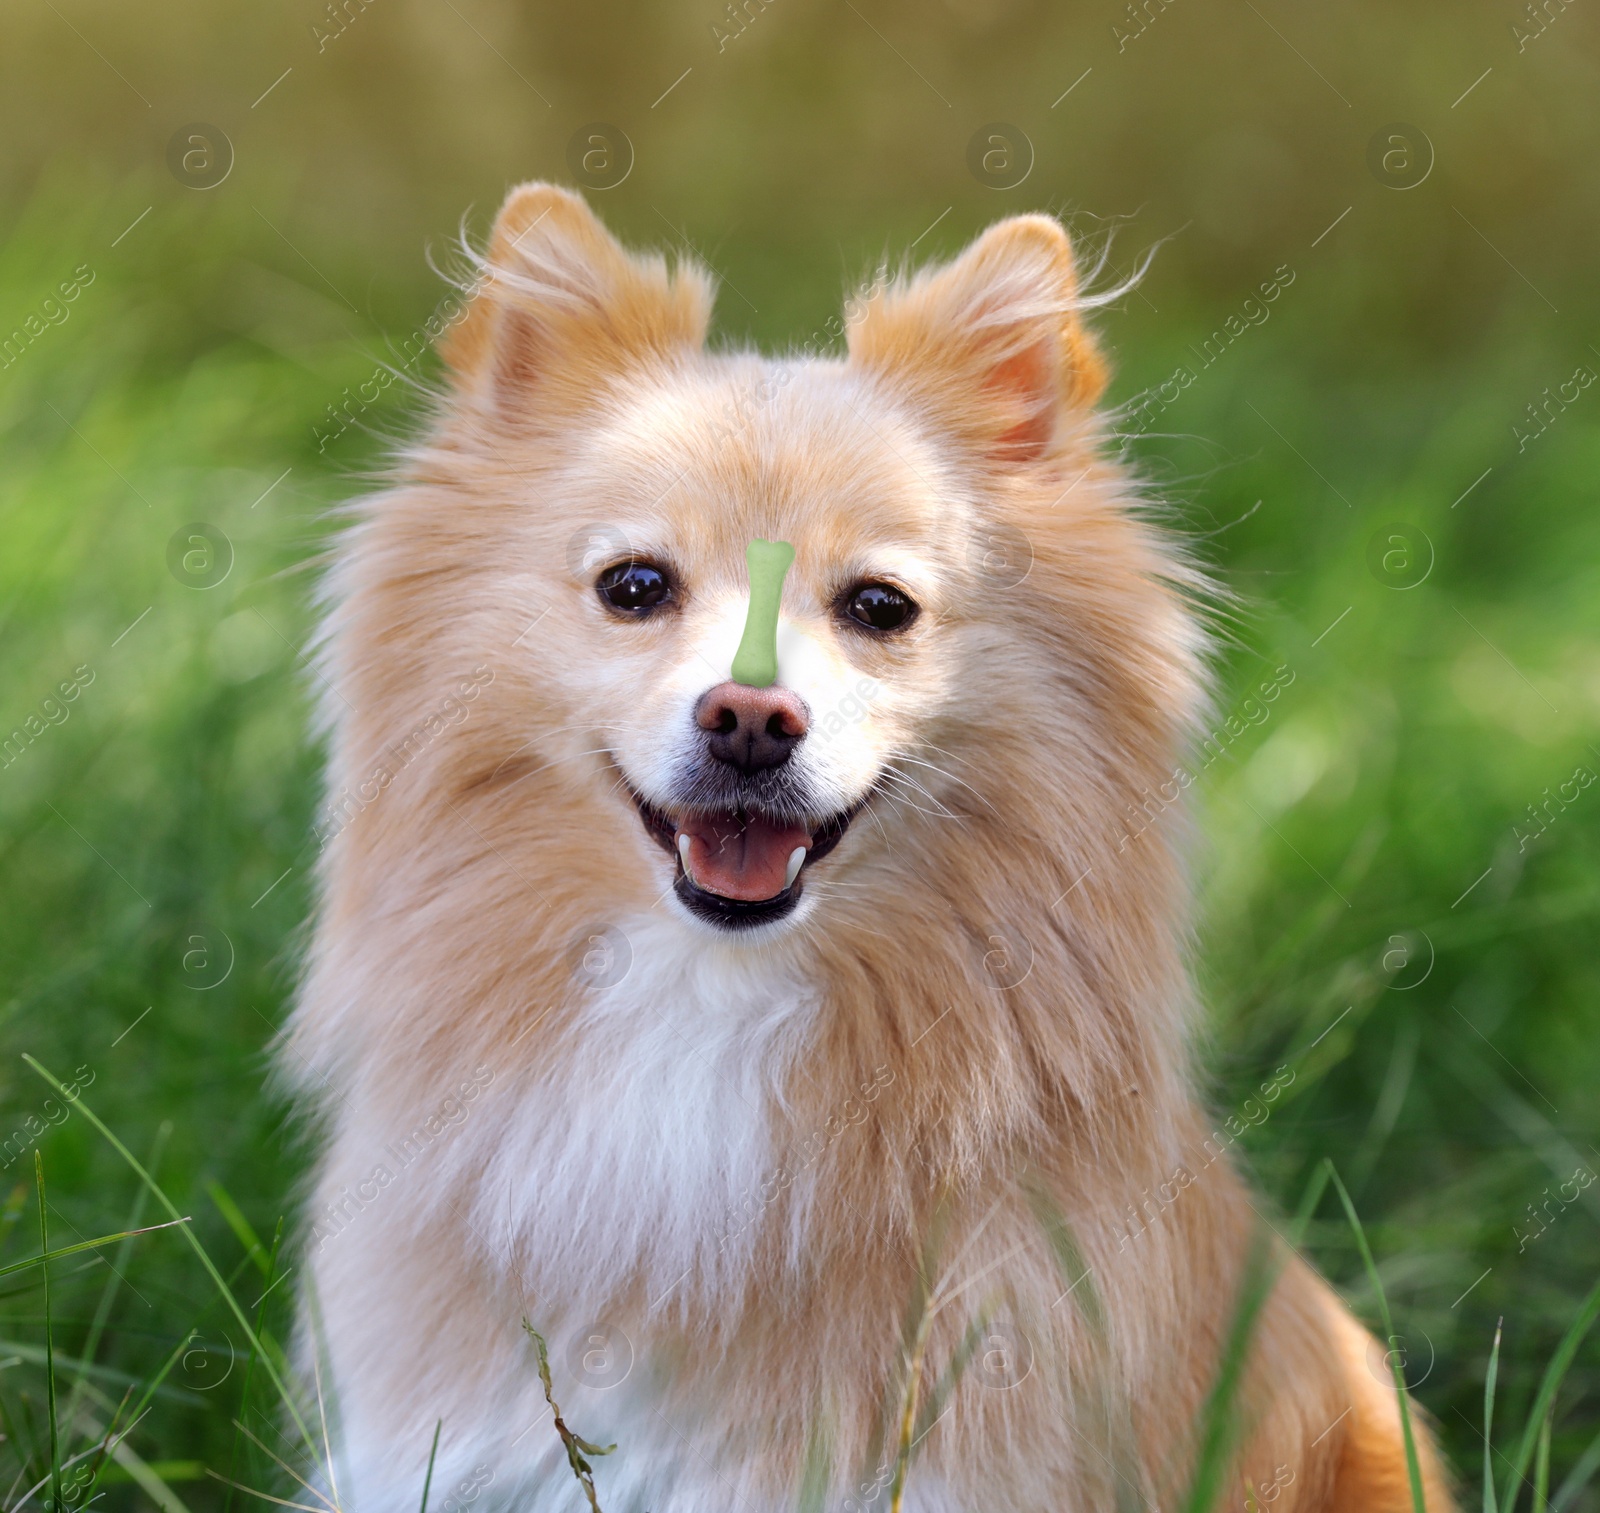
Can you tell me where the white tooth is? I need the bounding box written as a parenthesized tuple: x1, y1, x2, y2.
(785, 846, 806, 888)
(677, 834, 693, 875)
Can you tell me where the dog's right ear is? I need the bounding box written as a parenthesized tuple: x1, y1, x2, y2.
(439, 183, 713, 421)
(847, 214, 1106, 469)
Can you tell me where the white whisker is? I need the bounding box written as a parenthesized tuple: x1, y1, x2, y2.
(895, 751, 996, 814)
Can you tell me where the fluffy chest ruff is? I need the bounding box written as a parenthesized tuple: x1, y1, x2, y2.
(471, 913, 825, 1310)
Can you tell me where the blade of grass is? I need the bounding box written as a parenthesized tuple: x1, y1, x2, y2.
(103, 1431, 193, 1513)
(911, 1307, 989, 1447)
(886, 1298, 934, 1513)
(1443, 1045, 1600, 1226)
(34, 1152, 61, 1513)
(0, 1336, 199, 1404)
(204, 1469, 331, 1513)
(1288, 1159, 1332, 1248)
(22, 1055, 319, 1463)
(880, 1196, 958, 1513)
(1532, 1409, 1551, 1513)
(74, 1382, 135, 1512)
(65, 1366, 200, 1512)
(522, 1321, 613, 1513)
(1327, 1161, 1427, 1513)
(5, 1310, 227, 1512)
(795, 1408, 833, 1513)
(1484, 1319, 1502, 1513)
(850, 1195, 953, 1508)
(64, 1122, 171, 1449)
(1551, 1423, 1600, 1511)
(1026, 1181, 1148, 1512)
(1178, 1221, 1279, 1513)
(418, 1419, 441, 1513)
(1500, 1273, 1600, 1513)
(224, 1216, 285, 1513)
(13, 1395, 44, 1503)
(307, 1291, 343, 1513)
(95, 1459, 207, 1486)
(0, 1393, 37, 1495)
(0, 1185, 29, 1262)
(227, 1417, 337, 1513)
(6, 1403, 149, 1513)
(206, 1181, 272, 1281)
(1347, 1018, 1421, 1197)
(1026, 1185, 1107, 1335)
(0, 1218, 190, 1283)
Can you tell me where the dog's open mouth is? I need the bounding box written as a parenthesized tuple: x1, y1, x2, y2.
(630, 792, 860, 928)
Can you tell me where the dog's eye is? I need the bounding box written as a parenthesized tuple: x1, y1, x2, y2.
(843, 582, 917, 633)
(596, 561, 673, 615)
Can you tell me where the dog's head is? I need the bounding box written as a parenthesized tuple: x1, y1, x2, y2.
(326, 185, 1203, 960)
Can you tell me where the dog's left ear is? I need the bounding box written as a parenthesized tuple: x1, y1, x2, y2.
(440, 182, 713, 422)
(847, 215, 1106, 467)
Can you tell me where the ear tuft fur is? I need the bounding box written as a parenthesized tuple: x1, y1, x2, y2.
(847, 213, 1107, 466)
(439, 182, 714, 420)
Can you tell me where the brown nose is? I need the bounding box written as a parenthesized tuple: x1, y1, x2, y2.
(695, 682, 810, 774)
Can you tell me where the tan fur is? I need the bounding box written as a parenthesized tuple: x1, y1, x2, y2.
(288, 184, 1455, 1511)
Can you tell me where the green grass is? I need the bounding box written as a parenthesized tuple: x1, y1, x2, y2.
(0, 142, 1598, 1509)
(1330, 1162, 1429, 1510)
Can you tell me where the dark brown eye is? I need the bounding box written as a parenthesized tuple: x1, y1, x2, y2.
(844, 582, 916, 633)
(597, 561, 673, 615)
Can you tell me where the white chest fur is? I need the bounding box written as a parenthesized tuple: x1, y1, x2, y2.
(467, 911, 821, 1312)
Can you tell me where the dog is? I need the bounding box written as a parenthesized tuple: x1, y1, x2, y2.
(287, 183, 1456, 1511)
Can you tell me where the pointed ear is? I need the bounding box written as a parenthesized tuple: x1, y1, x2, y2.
(847, 214, 1107, 467)
(439, 182, 713, 421)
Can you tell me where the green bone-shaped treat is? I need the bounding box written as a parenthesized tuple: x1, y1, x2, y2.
(730, 539, 796, 688)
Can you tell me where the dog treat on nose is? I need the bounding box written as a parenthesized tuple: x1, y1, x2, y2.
(730, 539, 795, 688)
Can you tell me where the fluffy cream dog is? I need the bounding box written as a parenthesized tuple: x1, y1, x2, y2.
(287, 183, 1455, 1512)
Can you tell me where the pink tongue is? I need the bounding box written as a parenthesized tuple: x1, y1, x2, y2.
(679, 813, 812, 902)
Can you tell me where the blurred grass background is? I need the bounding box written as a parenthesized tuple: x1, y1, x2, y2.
(1, 0, 1598, 1505)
